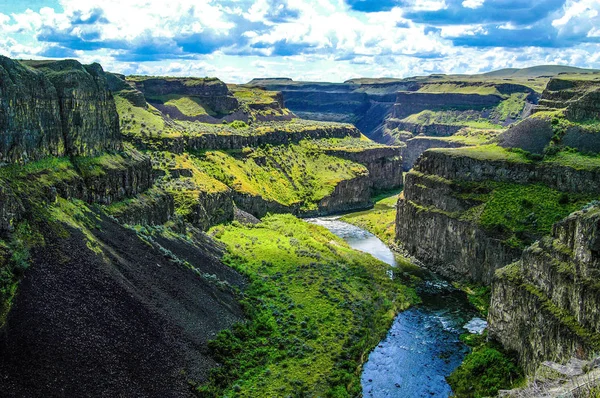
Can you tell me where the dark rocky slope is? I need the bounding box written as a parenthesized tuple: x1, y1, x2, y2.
(0, 216, 244, 398)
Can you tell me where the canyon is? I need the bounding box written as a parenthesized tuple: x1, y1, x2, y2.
(0, 55, 600, 397)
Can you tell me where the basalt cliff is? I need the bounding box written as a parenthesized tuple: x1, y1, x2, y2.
(0, 56, 405, 397)
(395, 72, 600, 387)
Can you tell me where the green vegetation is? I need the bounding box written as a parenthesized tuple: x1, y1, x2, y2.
(150, 152, 229, 220)
(458, 181, 595, 248)
(440, 128, 502, 146)
(417, 83, 501, 96)
(195, 143, 367, 210)
(448, 334, 524, 398)
(306, 136, 389, 152)
(199, 214, 417, 397)
(341, 191, 400, 247)
(434, 144, 532, 163)
(147, 94, 213, 117)
(0, 222, 39, 327)
(491, 93, 527, 121)
(126, 75, 223, 86)
(115, 95, 182, 140)
(403, 110, 503, 129)
(229, 85, 280, 105)
(544, 149, 600, 170)
(453, 282, 491, 316)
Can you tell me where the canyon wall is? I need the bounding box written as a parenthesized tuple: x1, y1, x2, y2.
(489, 206, 600, 372)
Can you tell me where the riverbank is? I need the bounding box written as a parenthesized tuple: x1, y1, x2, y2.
(197, 214, 418, 397)
(341, 192, 524, 397)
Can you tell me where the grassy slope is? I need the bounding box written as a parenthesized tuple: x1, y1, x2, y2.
(402, 110, 503, 129)
(195, 143, 368, 210)
(417, 83, 501, 95)
(199, 214, 417, 397)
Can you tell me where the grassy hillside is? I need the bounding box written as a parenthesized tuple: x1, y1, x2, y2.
(195, 142, 368, 210)
(199, 214, 417, 397)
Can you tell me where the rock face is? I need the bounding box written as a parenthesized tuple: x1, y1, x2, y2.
(184, 124, 361, 151)
(25, 60, 123, 157)
(0, 150, 154, 235)
(489, 206, 600, 373)
(0, 57, 123, 163)
(400, 137, 465, 171)
(132, 77, 239, 116)
(395, 147, 600, 284)
(396, 171, 522, 283)
(324, 146, 404, 190)
(391, 92, 503, 120)
(232, 174, 373, 219)
(536, 78, 600, 121)
(0, 57, 64, 163)
(415, 149, 600, 194)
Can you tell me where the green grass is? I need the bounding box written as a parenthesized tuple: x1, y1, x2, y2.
(492, 93, 527, 121)
(148, 95, 212, 117)
(150, 152, 230, 220)
(340, 191, 400, 247)
(115, 95, 182, 139)
(305, 136, 389, 152)
(448, 336, 524, 398)
(543, 150, 600, 170)
(194, 143, 367, 210)
(433, 144, 532, 163)
(199, 214, 417, 397)
(229, 85, 280, 105)
(458, 181, 596, 248)
(417, 83, 501, 95)
(402, 110, 503, 129)
(437, 128, 502, 146)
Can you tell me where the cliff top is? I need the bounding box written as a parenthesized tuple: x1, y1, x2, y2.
(127, 75, 224, 87)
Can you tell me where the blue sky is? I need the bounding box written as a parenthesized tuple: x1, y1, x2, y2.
(0, 0, 599, 82)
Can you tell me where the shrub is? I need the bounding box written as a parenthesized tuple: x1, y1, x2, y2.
(448, 344, 523, 398)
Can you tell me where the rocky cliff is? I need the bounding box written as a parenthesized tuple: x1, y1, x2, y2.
(0, 57, 64, 163)
(396, 145, 600, 284)
(25, 60, 123, 157)
(322, 146, 404, 190)
(396, 169, 523, 283)
(0, 57, 122, 163)
(489, 205, 600, 373)
(131, 76, 239, 116)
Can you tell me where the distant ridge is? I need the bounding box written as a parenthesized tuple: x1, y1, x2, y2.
(480, 65, 600, 78)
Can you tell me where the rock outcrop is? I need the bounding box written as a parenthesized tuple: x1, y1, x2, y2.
(396, 146, 600, 284)
(396, 170, 522, 283)
(324, 146, 404, 190)
(400, 137, 465, 171)
(0, 57, 64, 163)
(132, 76, 239, 116)
(415, 149, 600, 194)
(489, 206, 600, 373)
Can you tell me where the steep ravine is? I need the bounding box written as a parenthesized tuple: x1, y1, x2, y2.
(311, 217, 486, 398)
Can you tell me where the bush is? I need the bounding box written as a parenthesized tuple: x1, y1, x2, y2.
(230, 120, 248, 129)
(448, 344, 523, 398)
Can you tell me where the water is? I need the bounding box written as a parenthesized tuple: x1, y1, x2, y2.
(307, 217, 396, 266)
(308, 217, 487, 398)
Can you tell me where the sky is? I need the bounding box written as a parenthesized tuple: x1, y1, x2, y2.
(0, 0, 599, 83)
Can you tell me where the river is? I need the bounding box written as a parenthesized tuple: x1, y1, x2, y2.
(308, 217, 487, 398)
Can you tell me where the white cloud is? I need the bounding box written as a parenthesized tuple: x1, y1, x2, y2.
(461, 0, 484, 9)
(0, 0, 596, 83)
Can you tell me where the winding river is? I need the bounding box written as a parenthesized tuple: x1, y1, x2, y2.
(308, 217, 487, 398)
